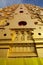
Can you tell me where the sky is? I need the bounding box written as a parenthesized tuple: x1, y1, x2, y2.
(0, 0, 43, 8)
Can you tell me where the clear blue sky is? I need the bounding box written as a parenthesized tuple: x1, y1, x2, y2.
(0, 0, 43, 8)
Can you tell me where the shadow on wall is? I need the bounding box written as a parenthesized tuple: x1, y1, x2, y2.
(0, 0, 43, 8)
